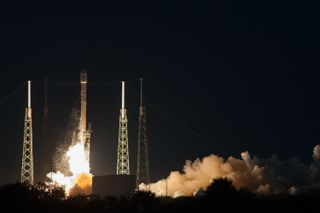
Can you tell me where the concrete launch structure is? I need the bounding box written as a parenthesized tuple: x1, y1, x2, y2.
(92, 175, 135, 197)
(21, 81, 34, 185)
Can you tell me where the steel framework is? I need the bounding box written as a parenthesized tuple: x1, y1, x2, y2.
(136, 78, 150, 188)
(21, 81, 34, 185)
(116, 81, 130, 175)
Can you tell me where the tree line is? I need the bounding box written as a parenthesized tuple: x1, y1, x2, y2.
(0, 178, 319, 212)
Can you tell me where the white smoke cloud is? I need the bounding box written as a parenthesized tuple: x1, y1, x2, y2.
(310, 145, 320, 181)
(313, 145, 320, 161)
(140, 145, 320, 197)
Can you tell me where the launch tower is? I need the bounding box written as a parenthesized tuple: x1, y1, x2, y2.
(21, 81, 34, 185)
(116, 81, 130, 175)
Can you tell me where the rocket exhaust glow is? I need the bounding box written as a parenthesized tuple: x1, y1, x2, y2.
(46, 70, 92, 196)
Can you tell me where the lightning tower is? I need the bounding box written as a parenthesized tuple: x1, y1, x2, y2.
(21, 81, 34, 184)
(116, 81, 130, 175)
(136, 78, 150, 188)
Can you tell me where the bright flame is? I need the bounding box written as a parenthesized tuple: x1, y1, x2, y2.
(47, 140, 92, 196)
(67, 142, 90, 174)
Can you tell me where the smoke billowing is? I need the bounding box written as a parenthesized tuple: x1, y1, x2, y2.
(140, 145, 320, 197)
(47, 103, 92, 196)
(69, 173, 92, 196)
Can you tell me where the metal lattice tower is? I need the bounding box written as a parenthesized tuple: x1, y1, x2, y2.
(116, 81, 130, 175)
(21, 81, 34, 185)
(136, 78, 150, 188)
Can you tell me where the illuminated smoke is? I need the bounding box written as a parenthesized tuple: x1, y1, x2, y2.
(140, 145, 320, 197)
(67, 142, 90, 174)
(69, 173, 92, 196)
(47, 140, 92, 196)
(46, 105, 92, 196)
(310, 145, 320, 180)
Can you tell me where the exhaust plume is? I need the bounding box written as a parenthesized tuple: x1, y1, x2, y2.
(140, 145, 320, 197)
(46, 105, 92, 196)
(47, 140, 92, 196)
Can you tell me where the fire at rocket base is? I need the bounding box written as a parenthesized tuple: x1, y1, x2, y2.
(46, 70, 92, 196)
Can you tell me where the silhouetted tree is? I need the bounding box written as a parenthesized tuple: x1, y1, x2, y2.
(0, 182, 65, 212)
(33, 182, 65, 200)
(205, 178, 237, 196)
(131, 191, 160, 213)
(1, 181, 320, 212)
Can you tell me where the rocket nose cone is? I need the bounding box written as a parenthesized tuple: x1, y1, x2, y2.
(80, 69, 87, 83)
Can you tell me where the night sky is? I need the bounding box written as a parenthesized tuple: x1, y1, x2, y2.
(1, 1, 320, 185)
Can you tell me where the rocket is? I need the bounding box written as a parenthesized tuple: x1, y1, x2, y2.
(79, 70, 91, 165)
(80, 70, 87, 137)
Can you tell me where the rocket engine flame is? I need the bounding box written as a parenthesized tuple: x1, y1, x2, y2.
(47, 140, 92, 196)
(67, 142, 90, 174)
(47, 70, 92, 196)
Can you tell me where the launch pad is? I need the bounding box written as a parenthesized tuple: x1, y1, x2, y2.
(20, 71, 150, 198)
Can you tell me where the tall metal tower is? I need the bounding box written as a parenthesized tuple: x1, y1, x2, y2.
(136, 78, 150, 188)
(116, 81, 130, 175)
(21, 81, 34, 185)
